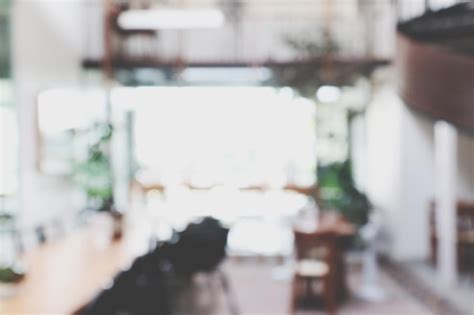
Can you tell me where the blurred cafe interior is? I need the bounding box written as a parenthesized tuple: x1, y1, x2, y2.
(0, 0, 473, 314)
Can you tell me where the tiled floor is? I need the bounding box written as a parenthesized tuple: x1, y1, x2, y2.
(384, 261, 473, 315)
(174, 258, 435, 315)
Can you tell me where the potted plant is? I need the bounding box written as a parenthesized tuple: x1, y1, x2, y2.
(0, 213, 25, 297)
(73, 122, 123, 239)
(317, 160, 371, 228)
(74, 122, 114, 212)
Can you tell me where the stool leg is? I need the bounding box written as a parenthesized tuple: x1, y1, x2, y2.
(306, 278, 313, 297)
(289, 276, 299, 315)
(323, 275, 336, 315)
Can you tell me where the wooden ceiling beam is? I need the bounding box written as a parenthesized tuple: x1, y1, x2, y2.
(82, 56, 390, 70)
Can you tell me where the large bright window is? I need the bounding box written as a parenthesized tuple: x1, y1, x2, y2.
(112, 86, 317, 188)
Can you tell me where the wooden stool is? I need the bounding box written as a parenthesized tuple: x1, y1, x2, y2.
(290, 230, 337, 314)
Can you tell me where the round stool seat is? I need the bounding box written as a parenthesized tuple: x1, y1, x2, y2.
(295, 259, 329, 277)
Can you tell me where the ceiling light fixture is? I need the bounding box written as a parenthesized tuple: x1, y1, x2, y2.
(118, 8, 225, 30)
(316, 85, 341, 103)
(181, 67, 272, 83)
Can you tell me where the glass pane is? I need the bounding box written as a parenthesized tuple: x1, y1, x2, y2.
(111, 86, 317, 188)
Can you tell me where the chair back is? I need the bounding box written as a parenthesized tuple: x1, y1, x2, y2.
(430, 200, 474, 232)
(457, 202, 474, 233)
(293, 230, 334, 262)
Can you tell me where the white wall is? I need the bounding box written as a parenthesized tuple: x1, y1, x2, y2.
(12, 0, 86, 226)
(366, 69, 435, 261)
(350, 113, 367, 191)
(366, 68, 473, 261)
(366, 79, 403, 258)
(396, 106, 435, 260)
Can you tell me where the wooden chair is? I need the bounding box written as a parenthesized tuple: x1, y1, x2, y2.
(429, 201, 474, 273)
(290, 230, 337, 315)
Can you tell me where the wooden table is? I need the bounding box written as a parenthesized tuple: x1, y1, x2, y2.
(294, 212, 356, 301)
(132, 173, 318, 197)
(0, 215, 150, 315)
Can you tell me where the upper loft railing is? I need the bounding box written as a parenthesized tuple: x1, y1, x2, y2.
(82, 0, 394, 78)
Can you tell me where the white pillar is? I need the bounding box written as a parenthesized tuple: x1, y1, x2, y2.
(434, 121, 458, 286)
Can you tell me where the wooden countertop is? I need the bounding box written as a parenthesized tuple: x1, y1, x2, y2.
(0, 215, 150, 315)
(294, 212, 356, 237)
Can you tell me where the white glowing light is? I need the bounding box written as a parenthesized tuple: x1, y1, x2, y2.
(37, 89, 106, 133)
(316, 85, 341, 103)
(181, 67, 271, 83)
(118, 8, 225, 30)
